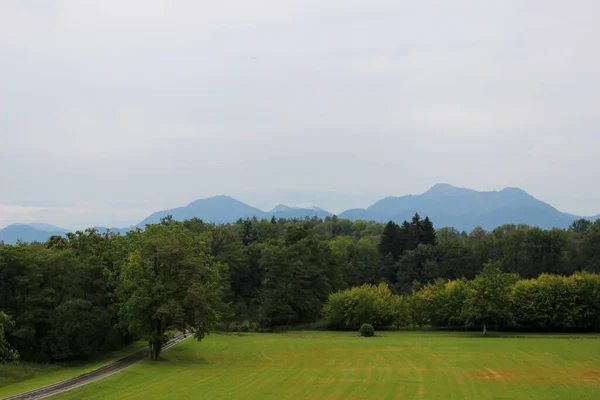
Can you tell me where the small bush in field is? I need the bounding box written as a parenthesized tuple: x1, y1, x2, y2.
(359, 323, 375, 337)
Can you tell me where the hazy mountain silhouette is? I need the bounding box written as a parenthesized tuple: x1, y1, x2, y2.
(2, 185, 599, 244)
(136, 195, 265, 226)
(265, 205, 332, 220)
(339, 183, 583, 231)
(136, 195, 332, 227)
(0, 224, 68, 244)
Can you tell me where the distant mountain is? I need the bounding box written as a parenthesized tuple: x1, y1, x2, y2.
(3, 185, 600, 244)
(136, 195, 332, 227)
(136, 195, 265, 226)
(0, 197, 333, 244)
(0, 224, 67, 245)
(231, 188, 380, 215)
(265, 205, 332, 220)
(339, 183, 583, 231)
(0, 223, 138, 245)
(27, 223, 69, 233)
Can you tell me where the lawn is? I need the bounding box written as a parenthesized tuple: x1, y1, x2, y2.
(0, 341, 147, 399)
(45, 331, 600, 400)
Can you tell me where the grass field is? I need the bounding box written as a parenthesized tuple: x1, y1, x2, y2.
(0, 341, 147, 399)
(39, 331, 600, 400)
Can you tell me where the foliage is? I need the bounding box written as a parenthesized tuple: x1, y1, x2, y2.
(117, 223, 226, 360)
(2, 214, 600, 363)
(359, 323, 375, 337)
(323, 283, 395, 330)
(324, 267, 600, 333)
(0, 311, 19, 363)
(461, 261, 519, 333)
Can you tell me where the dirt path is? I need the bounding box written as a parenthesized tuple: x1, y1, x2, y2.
(2, 334, 190, 400)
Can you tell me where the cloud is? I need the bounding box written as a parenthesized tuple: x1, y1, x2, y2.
(1, 0, 599, 226)
(8, 108, 234, 160)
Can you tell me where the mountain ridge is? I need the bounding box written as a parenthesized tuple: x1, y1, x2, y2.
(2, 184, 599, 244)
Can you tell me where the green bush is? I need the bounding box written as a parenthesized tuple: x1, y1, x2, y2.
(359, 323, 375, 337)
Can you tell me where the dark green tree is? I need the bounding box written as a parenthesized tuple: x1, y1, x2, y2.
(570, 218, 592, 234)
(0, 311, 19, 363)
(117, 224, 226, 360)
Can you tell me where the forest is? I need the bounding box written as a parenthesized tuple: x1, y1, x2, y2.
(1, 214, 600, 363)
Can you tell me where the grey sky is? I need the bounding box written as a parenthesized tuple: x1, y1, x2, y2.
(1, 0, 599, 229)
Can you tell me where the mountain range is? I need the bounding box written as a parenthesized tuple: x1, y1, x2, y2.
(0, 223, 70, 245)
(2, 184, 598, 245)
(136, 195, 333, 226)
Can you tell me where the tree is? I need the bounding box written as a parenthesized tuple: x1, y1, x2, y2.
(396, 244, 439, 293)
(390, 295, 411, 329)
(259, 234, 337, 327)
(0, 311, 19, 363)
(570, 219, 592, 234)
(117, 224, 225, 360)
(420, 216, 437, 246)
(419, 279, 467, 329)
(160, 215, 174, 226)
(462, 261, 518, 335)
(46, 299, 111, 360)
(379, 221, 404, 260)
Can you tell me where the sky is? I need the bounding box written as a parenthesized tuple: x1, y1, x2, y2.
(1, 0, 599, 229)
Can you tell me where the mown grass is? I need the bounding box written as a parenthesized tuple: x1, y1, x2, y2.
(46, 331, 600, 399)
(0, 341, 147, 399)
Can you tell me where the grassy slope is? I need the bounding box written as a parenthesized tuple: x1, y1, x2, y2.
(0, 342, 147, 398)
(51, 331, 600, 400)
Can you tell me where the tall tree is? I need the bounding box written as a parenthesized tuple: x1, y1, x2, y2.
(379, 221, 404, 260)
(462, 261, 518, 335)
(0, 311, 19, 363)
(117, 224, 225, 360)
(420, 217, 437, 246)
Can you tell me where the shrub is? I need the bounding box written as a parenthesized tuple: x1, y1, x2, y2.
(359, 323, 375, 337)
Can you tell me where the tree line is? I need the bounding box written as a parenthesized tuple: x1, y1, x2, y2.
(324, 263, 600, 334)
(1, 214, 600, 363)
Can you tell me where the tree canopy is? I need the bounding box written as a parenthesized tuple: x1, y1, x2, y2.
(1, 213, 600, 362)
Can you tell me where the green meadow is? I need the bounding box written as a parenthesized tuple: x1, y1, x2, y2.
(41, 331, 600, 400)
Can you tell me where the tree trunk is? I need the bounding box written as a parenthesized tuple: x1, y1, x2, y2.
(483, 323, 487, 336)
(154, 341, 162, 360)
(150, 337, 163, 360)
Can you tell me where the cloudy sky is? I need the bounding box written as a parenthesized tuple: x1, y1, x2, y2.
(1, 0, 599, 229)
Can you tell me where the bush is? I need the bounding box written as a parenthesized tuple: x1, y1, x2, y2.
(359, 323, 375, 337)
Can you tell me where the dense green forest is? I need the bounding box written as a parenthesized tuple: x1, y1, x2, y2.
(1, 215, 600, 363)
